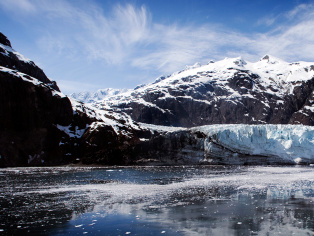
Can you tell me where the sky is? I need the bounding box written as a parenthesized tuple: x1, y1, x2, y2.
(1, 0, 314, 94)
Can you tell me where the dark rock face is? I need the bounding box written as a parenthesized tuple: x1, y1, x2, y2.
(132, 130, 205, 165)
(287, 79, 314, 125)
(0, 32, 82, 167)
(79, 124, 136, 165)
(0, 32, 11, 47)
(0, 72, 72, 130)
(0, 71, 74, 167)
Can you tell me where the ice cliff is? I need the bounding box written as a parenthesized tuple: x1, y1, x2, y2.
(199, 124, 314, 164)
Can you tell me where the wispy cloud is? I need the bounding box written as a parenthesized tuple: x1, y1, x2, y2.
(1, 0, 314, 80)
(251, 4, 314, 61)
(257, 15, 277, 27)
(286, 3, 310, 20)
(0, 0, 36, 13)
(131, 24, 255, 73)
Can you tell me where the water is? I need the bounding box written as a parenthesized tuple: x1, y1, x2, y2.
(0, 165, 313, 235)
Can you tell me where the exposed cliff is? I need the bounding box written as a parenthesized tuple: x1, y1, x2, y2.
(0, 34, 83, 167)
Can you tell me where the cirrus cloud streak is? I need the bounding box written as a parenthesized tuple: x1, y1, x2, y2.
(1, 0, 314, 80)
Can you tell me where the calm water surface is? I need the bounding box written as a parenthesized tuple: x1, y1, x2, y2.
(0, 165, 313, 235)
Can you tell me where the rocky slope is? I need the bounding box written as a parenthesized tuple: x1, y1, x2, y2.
(0, 33, 88, 167)
(94, 56, 314, 127)
(0, 32, 313, 167)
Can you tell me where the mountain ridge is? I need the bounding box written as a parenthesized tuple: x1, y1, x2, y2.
(83, 55, 314, 127)
(70, 88, 131, 104)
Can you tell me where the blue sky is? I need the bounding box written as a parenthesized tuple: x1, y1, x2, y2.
(1, 0, 314, 94)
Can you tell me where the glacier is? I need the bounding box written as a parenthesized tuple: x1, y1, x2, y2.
(197, 124, 314, 164)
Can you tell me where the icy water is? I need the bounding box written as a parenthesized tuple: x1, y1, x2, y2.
(0, 166, 313, 236)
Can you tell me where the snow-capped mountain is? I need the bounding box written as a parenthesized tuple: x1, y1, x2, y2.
(70, 88, 131, 103)
(70, 55, 314, 165)
(89, 55, 314, 127)
(1, 31, 313, 167)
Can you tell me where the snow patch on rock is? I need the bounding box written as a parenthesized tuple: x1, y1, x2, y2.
(56, 124, 89, 138)
(0, 42, 32, 63)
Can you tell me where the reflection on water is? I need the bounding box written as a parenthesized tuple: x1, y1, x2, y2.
(0, 166, 313, 235)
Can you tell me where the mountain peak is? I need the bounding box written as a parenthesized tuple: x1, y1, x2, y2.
(261, 55, 270, 61)
(232, 57, 247, 66)
(260, 55, 286, 64)
(221, 57, 247, 67)
(185, 62, 202, 70)
(0, 32, 11, 47)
